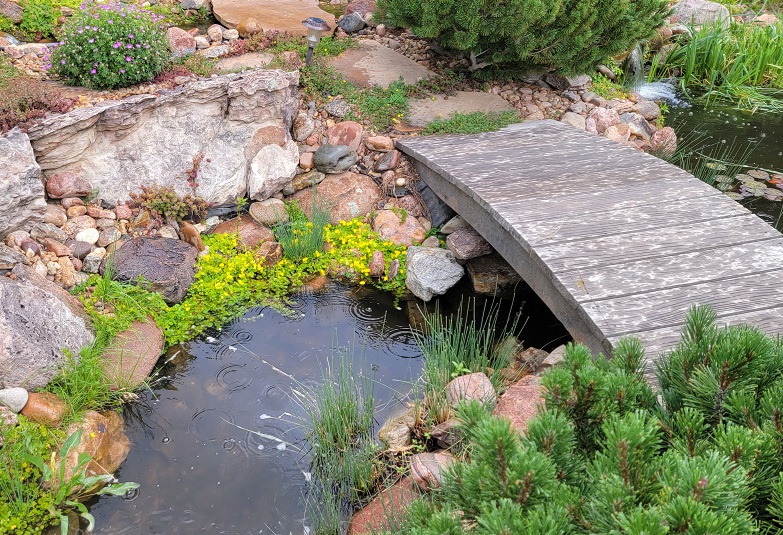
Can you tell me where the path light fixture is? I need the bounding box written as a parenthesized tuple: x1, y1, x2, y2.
(302, 17, 331, 66)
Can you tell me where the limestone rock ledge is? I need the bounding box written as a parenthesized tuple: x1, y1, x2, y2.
(25, 69, 300, 206)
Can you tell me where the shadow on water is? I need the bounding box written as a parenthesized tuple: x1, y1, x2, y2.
(88, 282, 569, 534)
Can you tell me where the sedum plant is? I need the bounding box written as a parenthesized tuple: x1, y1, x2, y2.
(391, 306, 783, 534)
(49, 1, 169, 89)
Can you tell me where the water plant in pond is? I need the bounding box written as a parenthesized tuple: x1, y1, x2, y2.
(387, 306, 783, 534)
(414, 299, 521, 426)
(0, 420, 137, 535)
(651, 21, 783, 112)
(298, 353, 379, 535)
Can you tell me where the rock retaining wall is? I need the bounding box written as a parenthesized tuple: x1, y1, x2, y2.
(20, 69, 299, 211)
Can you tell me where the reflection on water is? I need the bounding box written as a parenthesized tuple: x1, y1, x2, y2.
(88, 282, 569, 534)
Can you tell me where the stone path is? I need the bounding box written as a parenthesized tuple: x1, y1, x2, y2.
(211, 0, 336, 35)
(329, 39, 520, 125)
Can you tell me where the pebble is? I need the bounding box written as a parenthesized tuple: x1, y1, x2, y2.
(75, 228, 100, 245)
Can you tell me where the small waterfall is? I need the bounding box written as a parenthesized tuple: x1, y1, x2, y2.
(624, 42, 685, 105)
(626, 43, 645, 90)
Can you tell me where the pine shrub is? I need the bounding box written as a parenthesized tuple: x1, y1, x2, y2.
(393, 305, 783, 534)
(48, 2, 169, 89)
(376, 0, 671, 76)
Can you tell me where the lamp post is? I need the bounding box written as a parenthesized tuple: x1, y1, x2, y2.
(302, 17, 331, 66)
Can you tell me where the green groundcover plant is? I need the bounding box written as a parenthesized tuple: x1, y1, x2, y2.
(385, 305, 783, 534)
(377, 0, 671, 77)
(48, 1, 169, 89)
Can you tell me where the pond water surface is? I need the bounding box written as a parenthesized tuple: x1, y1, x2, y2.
(88, 281, 568, 534)
(667, 98, 783, 231)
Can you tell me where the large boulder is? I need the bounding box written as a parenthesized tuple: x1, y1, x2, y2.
(211, 0, 335, 35)
(0, 264, 94, 389)
(210, 214, 275, 249)
(26, 70, 299, 207)
(673, 0, 731, 27)
(0, 0, 22, 23)
(372, 209, 426, 246)
(102, 318, 165, 390)
(291, 171, 381, 225)
(0, 130, 46, 239)
(57, 410, 131, 489)
(105, 237, 197, 304)
(247, 139, 299, 200)
(405, 246, 464, 301)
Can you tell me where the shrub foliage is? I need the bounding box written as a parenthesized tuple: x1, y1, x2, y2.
(49, 1, 168, 89)
(376, 0, 671, 76)
(394, 306, 783, 534)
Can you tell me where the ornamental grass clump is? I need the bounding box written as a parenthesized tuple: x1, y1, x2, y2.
(49, 1, 168, 89)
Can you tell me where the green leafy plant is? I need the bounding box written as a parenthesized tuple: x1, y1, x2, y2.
(49, 1, 169, 89)
(377, 0, 670, 76)
(23, 429, 139, 534)
(128, 183, 208, 224)
(590, 72, 628, 100)
(423, 111, 521, 135)
(18, 0, 59, 39)
(0, 419, 61, 535)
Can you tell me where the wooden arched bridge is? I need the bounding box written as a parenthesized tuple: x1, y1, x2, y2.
(396, 120, 783, 374)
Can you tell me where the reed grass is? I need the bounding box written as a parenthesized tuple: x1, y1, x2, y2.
(296, 351, 379, 535)
(274, 196, 331, 262)
(413, 298, 521, 426)
(652, 21, 783, 112)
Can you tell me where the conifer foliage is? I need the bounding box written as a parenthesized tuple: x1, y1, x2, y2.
(376, 0, 670, 76)
(393, 306, 783, 534)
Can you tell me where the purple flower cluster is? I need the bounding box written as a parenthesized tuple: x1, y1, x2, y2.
(48, 1, 169, 90)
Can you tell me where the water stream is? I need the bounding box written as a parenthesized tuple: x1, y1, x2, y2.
(87, 281, 568, 534)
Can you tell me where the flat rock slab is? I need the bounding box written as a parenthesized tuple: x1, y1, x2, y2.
(102, 318, 165, 390)
(211, 0, 336, 35)
(216, 52, 274, 72)
(408, 91, 515, 127)
(329, 39, 434, 89)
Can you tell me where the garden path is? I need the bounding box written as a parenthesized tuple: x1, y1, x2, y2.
(397, 120, 783, 377)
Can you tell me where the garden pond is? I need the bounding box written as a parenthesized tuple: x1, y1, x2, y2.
(86, 281, 569, 534)
(664, 90, 783, 231)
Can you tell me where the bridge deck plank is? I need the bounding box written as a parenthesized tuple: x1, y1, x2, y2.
(397, 120, 783, 364)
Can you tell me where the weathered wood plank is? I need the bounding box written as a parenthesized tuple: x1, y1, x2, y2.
(490, 177, 721, 223)
(399, 121, 700, 204)
(582, 269, 783, 338)
(537, 215, 781, 272)
(557, 237, 783, 302)
(397, 120, 783, 363)
(501, 193, 749, 245)
(608, 306, 783, 361)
